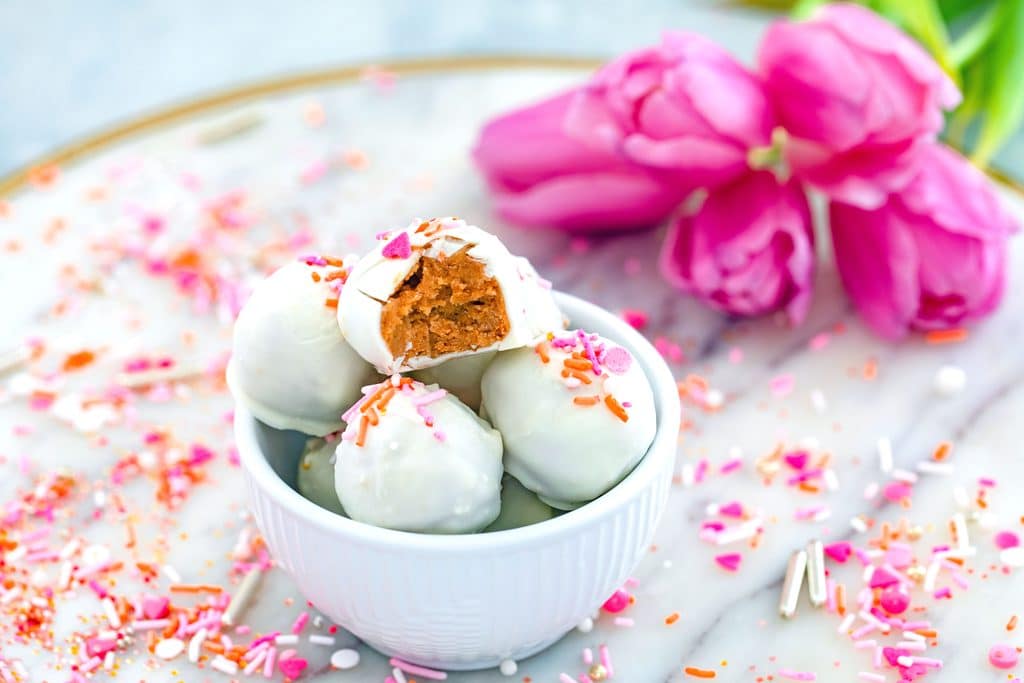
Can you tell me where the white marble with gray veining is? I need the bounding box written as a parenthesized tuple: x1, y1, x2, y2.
(1, 66, 1023, 683)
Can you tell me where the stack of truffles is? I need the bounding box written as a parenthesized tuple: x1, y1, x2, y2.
(229, 218, 657, 534)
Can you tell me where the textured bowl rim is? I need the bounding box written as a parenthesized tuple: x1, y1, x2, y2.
(235, 291, 680, 553)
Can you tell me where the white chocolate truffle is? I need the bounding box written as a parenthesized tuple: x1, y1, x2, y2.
(411, 351, 496, 412)
(514, 256, 566, 334)
(296, 437, 345, 516)
(337, 218, 551, 374)
(228, 257, 378, 436)
(484, 475, 556, 532)
(481, 330, 656, 509)
(334, 377, 503, 533)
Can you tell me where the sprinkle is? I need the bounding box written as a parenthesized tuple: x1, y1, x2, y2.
(777, 669, 816, 681)
(990, 644, 1019, 669)
(381, 231, 412, 259)
(857, 673, 885, 682)
(221, 567, 262, 625)
(331, 648, 360, 669)
(101, 598, 121, 628)
(613, 616, 635, 627)
(806, 540, 827, 607)
(603, 346, 632, 374)
(1000, 547, 1024, 567)
(599, 644, 614, 677)
(925, 328, 968, 344)
(877, 438, 893, 473)
(155, 638, 185, 660)
(211, 654, 239, 675)
(279, 656, 308, 679)
(665, 612, 680, 625)
(684, 667, 717, 678)
(263, 646, 278, 677)
(290, 610, 310, 634)
(621, 309, 648, 330)
(389, 657, 448, 680)
(604, 395, 629, 422)
(933, 365, 966, 396)
(770, 374, 795, 397)
(187, 628, 207, 663)
(170, 583, 223, 594)
(162, 564, 182, 583)
(780, 550, 808, 618)
(810, 389, 827, 414)
(275, 634, 299, 645)
(1007, 615, 1018, 631)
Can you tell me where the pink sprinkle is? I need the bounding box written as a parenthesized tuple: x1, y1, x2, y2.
(290, 611, 309, 634)
(933, 587, 952, 599)
(381, 231, 411, 259)
(879, 589, 909, 614)
(808, 332, 831, 350)
(695, 459, 709, 483)
(602, 589, 630, 613)
(989, 644, 1019, 669)
(783, 450, 809, 470)
(719, 459, 743, 474)
(603, 346, 632, 375)
(389, 657, 448, 680)
(995, 531, 1020, 549)
(599, 644, 614, 677)
(978, 477, 997, 488)
(263, 646, 277, 678)
(719, 501, 744, 518)
(278, 656, 308, 679)
(728, 346, 743, 364)
(433, 430, 446, 442)
(770, 374, 795, 397)
(621, 309, 648, 330)
(869, 567, 900, 589)
(883, 481, 913, 502)
(794, 505, 827, 521)
(777, 669, 816, 681)
(715, 553, 742, 572)
(824, 542, 853, 563)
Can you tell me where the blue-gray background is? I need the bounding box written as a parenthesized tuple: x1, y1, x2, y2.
(1, 0, 1019, 178)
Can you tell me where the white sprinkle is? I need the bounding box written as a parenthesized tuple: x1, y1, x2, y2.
(188, 628, 207, 663)
(704, 389, 724, 409)
(858, 672, 885, 682)
(211, 654, 239, 675)
(863, 482, 879, 500)
(897, 640, 927, 651)
(897, 655, 914, 667)
(103, 651, 115, 671)
(0, 345, 30, 374)
(275, 634, 299, 645)
(953, 486, 970, 510)
(59, 538, 81, 560)
(823, 469, 839, 491)
(102, 598, 121, 628)
(393, 667, 408, 683)
(155, 638, 185, 660)
(837, 612, 856, 634)
(705, 503, 721, 517)
(309, 634, 336, 646)
(613, 616, 634, 627)
(877, 438, 893, 473)
(499, 659, 518, 676)
(576, 617, 594, 633)
(57, 561, 73, 590)
(93, 490, 106, 508)
(916, 461, 953, 476)
(853, 638, 876, 649)
(1001, 547, 1024, 568)
(850, 516, 868, 533)
(162, 564, 182, 583)
(892, 468, 918, 483)
(312, 615, 324, 629)
(330, 648, 360, 669)
(221, 567, 262, 626)
(810, 389, 827, 414)
(714, 518, 763, 546)
(933, 365, 966, 397)
(902, 631, 926, 642)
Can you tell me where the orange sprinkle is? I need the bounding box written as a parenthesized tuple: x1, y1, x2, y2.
(914, 629, 938, 638)
(569, 370, 593, 385)
(356, 415, 370, 447)
(0, 199, 10, 217)
(169, 583, 223, 594)
(62, 350, 96, 372)
(534, 343, 550, 364)
(1008, 615, 1018, 631)
(932, 441, 953, 461)
(664, 612, 680, 625)
(376, 387, 396, 412)
(203, 640, 225, 654)
(325, 269, 348, 281)
(27, 163, 60, 187)
(324, 298, 339, 308)
(573, 396, 600, 406)
(366, 407, 379, 426)
(926, 328, 968, 344)
(835, 583, 847, 616)
(323, 256, 345, 267)
(684, 667, 717, 678)
(310, 272, 321, 282)
(563, 358, 593, 372)
(162, 616, 179, 638)
(604, 395, 629, 422)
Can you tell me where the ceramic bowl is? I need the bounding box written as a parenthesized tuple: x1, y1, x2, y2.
(235, 292, 680, 670)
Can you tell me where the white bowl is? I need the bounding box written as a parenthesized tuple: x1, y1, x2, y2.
(235, 292, 680, 670)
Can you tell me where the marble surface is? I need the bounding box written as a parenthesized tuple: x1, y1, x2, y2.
(1, 64, 1023, 683)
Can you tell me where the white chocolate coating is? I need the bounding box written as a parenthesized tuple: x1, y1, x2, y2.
(296, 437, 346, 516)
(411, 351, 496, 412)
(228, 258, 378, 436)
(514, 256, 566, 335)
(484, 474, 556, 532)
(334, 378, 503, 533)
(337, 218, 551, 374)
(481, 330, 656, 509)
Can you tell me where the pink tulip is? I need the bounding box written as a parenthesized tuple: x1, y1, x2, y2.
(473, 91, 690, 232)
(567, 31, 774, 192)
(759, 4, 961, 209)
(660, 170, 814, 323)
(830, 144, 1015, 340)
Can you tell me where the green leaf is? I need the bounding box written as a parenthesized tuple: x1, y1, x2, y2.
(949, 4, 1000, 67)
(790, 0, 830, 19)
(972, 0, 1024, 165)
(938, 0, 991, 24)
